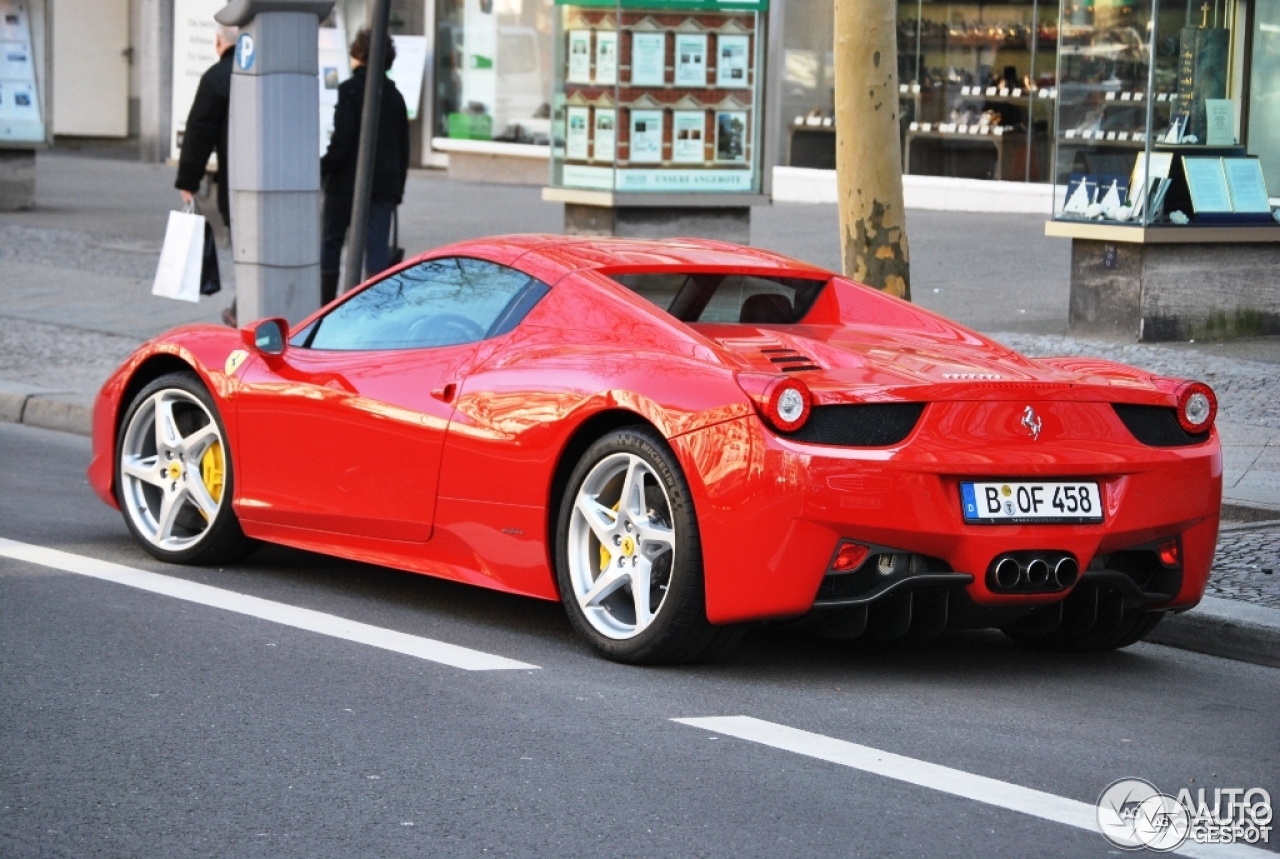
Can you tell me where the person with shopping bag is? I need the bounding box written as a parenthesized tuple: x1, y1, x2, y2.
(319, 28, 410, 305)
(174, 22, 238, 325)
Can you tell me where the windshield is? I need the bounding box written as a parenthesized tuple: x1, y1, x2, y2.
(608, 273, 827, 325)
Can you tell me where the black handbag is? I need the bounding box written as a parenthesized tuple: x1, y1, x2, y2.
(388, 207, 405, 267)
(199, 222, 221, 296)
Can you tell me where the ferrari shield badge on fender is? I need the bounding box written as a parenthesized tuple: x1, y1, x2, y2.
(225, 350, 249, 377)
(1021, 405, 1042, 440)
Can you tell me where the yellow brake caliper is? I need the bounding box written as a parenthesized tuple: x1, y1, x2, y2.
(598, 500, 621, 572)
(199, 440, 225, 519)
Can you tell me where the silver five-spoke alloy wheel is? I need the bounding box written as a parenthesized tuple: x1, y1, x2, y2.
(119, 387, 226, 552)
(566, 451, 677, 639)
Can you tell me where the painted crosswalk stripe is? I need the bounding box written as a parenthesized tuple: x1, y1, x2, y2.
(673, 716, 1271, 859)
(0, 537, 537, 671)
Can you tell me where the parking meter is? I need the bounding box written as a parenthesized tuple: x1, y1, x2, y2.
(215, 0, 334, 324)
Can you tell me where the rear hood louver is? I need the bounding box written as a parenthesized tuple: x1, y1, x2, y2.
(760, 346, 821, 373)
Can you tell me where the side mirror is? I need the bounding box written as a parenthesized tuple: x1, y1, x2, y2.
(241, 317, 289, 356)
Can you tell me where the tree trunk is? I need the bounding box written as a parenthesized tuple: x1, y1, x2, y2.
(834, 0, 911, 300)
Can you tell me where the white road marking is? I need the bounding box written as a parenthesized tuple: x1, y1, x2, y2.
(673, 716, 1271, 859)
(0, 538, 538, 671)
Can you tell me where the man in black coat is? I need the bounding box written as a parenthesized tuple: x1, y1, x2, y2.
(175, 23, 237, 325)
(320, 28, 411, 304)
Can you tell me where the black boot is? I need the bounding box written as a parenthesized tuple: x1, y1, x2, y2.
(321, 270, 340, 306)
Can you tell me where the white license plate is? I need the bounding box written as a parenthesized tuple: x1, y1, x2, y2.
(960, 481, 1103, 524)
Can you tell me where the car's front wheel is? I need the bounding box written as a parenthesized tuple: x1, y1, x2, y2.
(116, 372, 257, 565)
(554, 427, 740, 664)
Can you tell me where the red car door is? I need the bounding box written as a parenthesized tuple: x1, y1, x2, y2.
(234, 343, 474, 541)
(231, 256, 550, 542)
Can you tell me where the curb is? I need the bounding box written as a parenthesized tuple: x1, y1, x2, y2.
(1222, 491, 1280, 522)
(0, 381, 93, 437)
(1149, 596, 1280, 670)
(2, 376, 1279, 670)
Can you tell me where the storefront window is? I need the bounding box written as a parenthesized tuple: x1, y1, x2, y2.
(435, 0, 554, 144)
(1248, 0, 1280, 197)
(1052, 0, 1273, 227)
(780, 0, 1060, 182)
(778, 0, 836, 169)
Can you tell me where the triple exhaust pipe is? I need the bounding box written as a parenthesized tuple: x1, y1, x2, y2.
(987, 552, 1079, 593)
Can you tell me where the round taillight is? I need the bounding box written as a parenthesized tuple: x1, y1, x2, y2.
(1175, 381, 1216, 434)
(763, 378, 812, 433)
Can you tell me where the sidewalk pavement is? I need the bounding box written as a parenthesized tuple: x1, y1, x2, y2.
(2, 147, 1277, 668)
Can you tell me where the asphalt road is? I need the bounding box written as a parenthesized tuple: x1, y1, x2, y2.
(2, 421, 1277, 859)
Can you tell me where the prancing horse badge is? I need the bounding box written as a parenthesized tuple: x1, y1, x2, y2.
(1021, 405, 1042, 441)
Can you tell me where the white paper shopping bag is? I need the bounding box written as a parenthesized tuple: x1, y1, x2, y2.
(151, 207, 206, 303)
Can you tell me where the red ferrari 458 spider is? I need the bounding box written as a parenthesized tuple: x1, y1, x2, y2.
(89, 236, 1221, 664)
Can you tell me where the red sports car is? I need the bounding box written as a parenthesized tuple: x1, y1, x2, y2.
(88, 236, 1221, 664)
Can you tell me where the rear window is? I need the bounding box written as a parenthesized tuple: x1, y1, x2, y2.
(609, 273, 826, 325)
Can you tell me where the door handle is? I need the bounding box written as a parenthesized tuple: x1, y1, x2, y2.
(431, 382, 457, 403)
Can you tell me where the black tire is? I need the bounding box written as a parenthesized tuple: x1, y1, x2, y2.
(554, 426, 741, 665)
(1003, 609, 1164, 652)
(115, 371, 257, 565)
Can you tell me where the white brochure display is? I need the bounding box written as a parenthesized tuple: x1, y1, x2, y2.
(0, 0, 46, 144)
(550, 0, 767, 196)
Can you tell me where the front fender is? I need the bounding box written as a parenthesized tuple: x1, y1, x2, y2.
(87, 326, 251, 510)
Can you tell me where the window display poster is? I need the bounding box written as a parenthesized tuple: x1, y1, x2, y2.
(1222, 158, 1271, 213)
(629, 109, 663, 163)
(715, 110, 747, 162)
(672, 111, 705, 163)
(630, 33, 665, 86)
(461, 0, 497, 134)
(318, 24, 349, 155)
(0, 0, 45, 142)
(388, 35, 428, 122)
(1061, 174, 1099, 215)
(2, 5, 22, 39)
(1182, 157, 1233, 213)
(567, 30, 591, 83)
(1204, 98, 1235, 146)
(593, 108, 616, 162)
(594, 30, 617, 86)
(169, 0, 227, 160)
(3, 41, 31, 80)
(5, 80, 35, 117)
(674, 34, 707, 88)
(716, 35, 749, 88)
(566, 106, 589, 160)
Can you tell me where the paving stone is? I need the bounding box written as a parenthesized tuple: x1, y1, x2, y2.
(1207, 523, 1280, 610)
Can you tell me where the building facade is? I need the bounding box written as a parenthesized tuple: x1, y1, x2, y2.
(26, 0, 1280, 198)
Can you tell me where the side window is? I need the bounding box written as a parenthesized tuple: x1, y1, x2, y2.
(302, 257, 549, 351)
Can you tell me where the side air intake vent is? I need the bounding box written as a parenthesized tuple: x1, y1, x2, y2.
(760, 347, 821, 373)
(783, 403, 926, 446)
(1112, 404, 1209, 447)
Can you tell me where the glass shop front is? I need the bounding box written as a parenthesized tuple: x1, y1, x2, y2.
(341, 0, 1277, 195)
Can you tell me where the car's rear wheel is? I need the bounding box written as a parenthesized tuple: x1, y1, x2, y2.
(555, 427, 740, 664)
(1003, 608, 1164, 652)
(116, 372, 256, 565)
